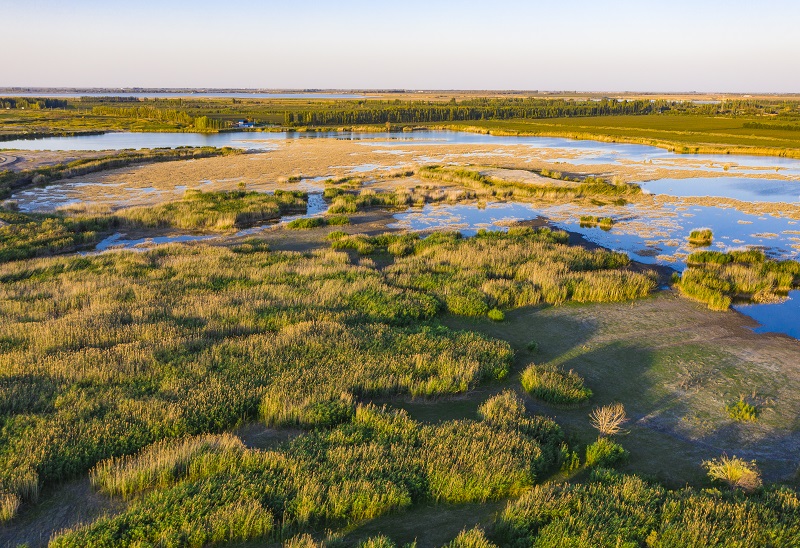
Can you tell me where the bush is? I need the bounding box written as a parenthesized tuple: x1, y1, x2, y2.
(703, 455, 762, 492)
(487, 308, 505, 321)
(521, 365, 592, 404)
(589, 403, 628, 437)
(325, 215, 350, 226)
(727, 397, 758, 422)
(688, 228, 713, 246)
(585, 438, 629, 468)
(442, 527, 498, 548)
(287, 217, 326, 229)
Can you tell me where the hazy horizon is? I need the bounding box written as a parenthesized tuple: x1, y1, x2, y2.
(3, 0, 799, 93)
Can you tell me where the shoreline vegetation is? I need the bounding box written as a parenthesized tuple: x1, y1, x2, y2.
(4, 95, 800, 159)
(0, 147, 241, 199)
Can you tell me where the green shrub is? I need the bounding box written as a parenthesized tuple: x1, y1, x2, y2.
(585, 438, 629, 468)
(487, 308, 505, 321)
(521, 364, 592, 404)
(287, 217, 326, 229)
(727, 398, 758, 422)
(441, 527, 498, 548)
(325, 215, 350, 226)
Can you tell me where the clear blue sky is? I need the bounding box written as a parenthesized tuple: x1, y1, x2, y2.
(3, 0, 799, 92)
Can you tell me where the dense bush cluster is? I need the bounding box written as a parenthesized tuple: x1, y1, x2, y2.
(52, 394, 563, 546)
(495, 468, 800, 547)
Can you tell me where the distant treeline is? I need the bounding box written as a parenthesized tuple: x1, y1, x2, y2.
(283, 98, 660, 126)
(743, 121, 800, 132)
(281, 98, 800, 126)
(0, 98, 69, 109)
(91, 106, 227, 130)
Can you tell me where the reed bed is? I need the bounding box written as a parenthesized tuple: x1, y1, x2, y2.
(0, 239, 517, 519)
(495, 468, 800, 547)
(119, 189, 307, 231)
(678, 251, 800, 310)
(385, 228, 656, 315)
(0, 209, 116, 263)
(51, 395, 563, 546)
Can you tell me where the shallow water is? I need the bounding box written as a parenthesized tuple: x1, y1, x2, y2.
(642, 177, 800, 203)
(733, 291, 800, 339)
(4, 130, 800, 177)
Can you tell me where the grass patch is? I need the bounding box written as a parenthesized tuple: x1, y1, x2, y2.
(0, 209, 116, 263)
(119, 189, 307, 231)
(521, 364, 593, 404)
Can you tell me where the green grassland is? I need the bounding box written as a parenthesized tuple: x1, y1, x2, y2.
(441, 115, 800, 157)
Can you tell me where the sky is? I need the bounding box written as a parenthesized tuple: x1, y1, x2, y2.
(2, 0, 799, 92)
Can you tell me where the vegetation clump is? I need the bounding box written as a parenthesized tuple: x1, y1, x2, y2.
(0, 208, 115, 263)
(521, 364, 593, 404)
(677, 250, 800, 310)
(579, 215, 615, 230)
(119, 189, 307, 231)
(495, 468, 798, 546)
(703, 455, 763, 492)
(688, 228, 714, 246)
(584, 437, 629, 468)
(487, 308, 505, 321)
(384, 228, 655, 315)
(727, 397, 758, 422)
